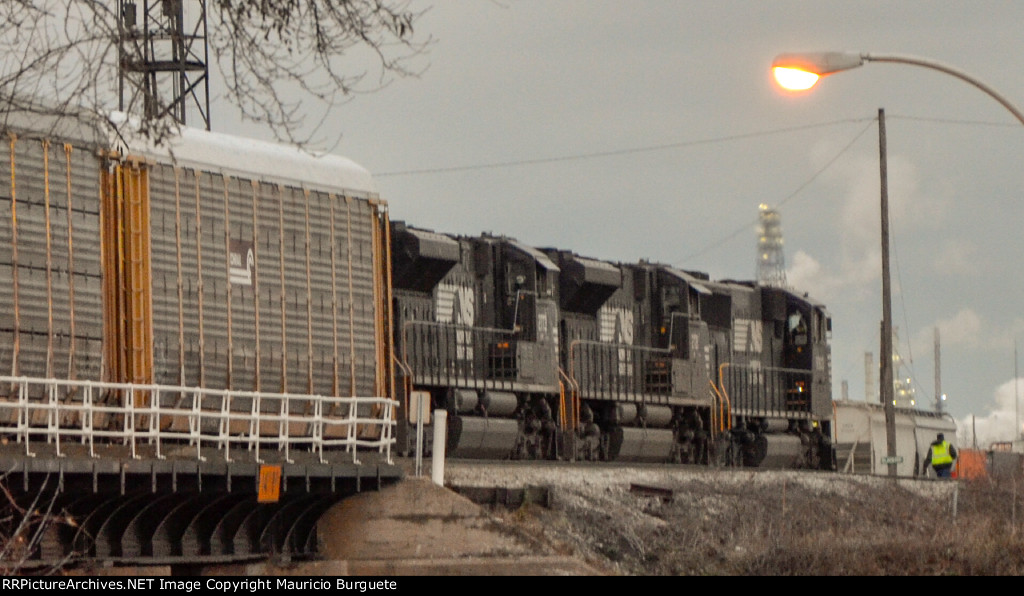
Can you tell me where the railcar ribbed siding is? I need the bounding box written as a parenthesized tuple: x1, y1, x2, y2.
(145, 163, 382, 412)
(0, 122, 392, 441)
(0, 135, 105, 400)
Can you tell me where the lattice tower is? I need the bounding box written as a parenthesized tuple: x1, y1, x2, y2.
(756, 204, 787, 287)
(118, 0, 210, 129)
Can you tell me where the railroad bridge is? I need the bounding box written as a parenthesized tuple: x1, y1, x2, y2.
(0, 376, 403, 572)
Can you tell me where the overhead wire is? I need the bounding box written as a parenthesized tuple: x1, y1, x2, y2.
(888, 114, 1021, 129)
(889, 211, 930, 404)
(674, 117, 877, 266)
(892, 254, 939, 407)
(375, 118, 874, 177)
(375, 113, 1013, 179)
(889, 114, 1019, 408)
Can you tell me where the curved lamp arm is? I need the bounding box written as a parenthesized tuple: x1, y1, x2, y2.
(772, 51, 1024, 126)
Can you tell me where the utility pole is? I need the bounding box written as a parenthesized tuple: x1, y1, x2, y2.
(878, 108, 897, 477)
(934, 327, 942, 413)
(865, 352, 874, 403)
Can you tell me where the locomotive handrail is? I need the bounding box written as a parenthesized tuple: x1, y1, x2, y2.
(717, 362, 818, 421)
(0, 375, 397, 465)
(403, 319, 517, 336)
(717, 363, 734, 432)
(568, 339, 674, 353)
(511, 289, 538, 333)
(556, 366, 580, 431)
(707, 379, 724, 436)
(392, 354, 416, 416)
(401, 319, 523, 387)
(567, 339, 674, 401)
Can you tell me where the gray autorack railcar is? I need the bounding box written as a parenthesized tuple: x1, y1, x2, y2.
(0, 110, 401, 567)
(1, 111, 397, 460)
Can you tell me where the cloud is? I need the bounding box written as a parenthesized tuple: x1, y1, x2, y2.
(957, 378, 1023, 449)
(909, 308, 984, 354)
(928, 239, 977, 276)
(786, 249, 877, 303)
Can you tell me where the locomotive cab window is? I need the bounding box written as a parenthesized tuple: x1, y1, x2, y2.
(787, 310, 808, 346)
(535, 264, 549, 296)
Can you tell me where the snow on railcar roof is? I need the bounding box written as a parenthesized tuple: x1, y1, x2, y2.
(112, 115, 378, 197)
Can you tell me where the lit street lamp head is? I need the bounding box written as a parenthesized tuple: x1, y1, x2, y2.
(772, 66, 820, 91)
(770, 51, 1024, 126)
(771, 51, 866, 90)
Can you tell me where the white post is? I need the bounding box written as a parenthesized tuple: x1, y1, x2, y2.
(431, 409, 447, 486)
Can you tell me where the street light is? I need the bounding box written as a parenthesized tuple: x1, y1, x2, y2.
(771, 50, 1024, 476)
(772, 51, 1024, 126)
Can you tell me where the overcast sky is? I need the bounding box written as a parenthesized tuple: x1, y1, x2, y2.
(213, 1, 1024, 449)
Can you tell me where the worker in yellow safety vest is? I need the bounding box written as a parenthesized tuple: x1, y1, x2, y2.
(922, 433, 958, 479)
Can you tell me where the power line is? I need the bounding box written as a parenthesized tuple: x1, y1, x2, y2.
(675, 117, 877, 266)
(375, 113, 1010, 179)
(888, 114, 1021, 128)
(375, 118, 873, 177)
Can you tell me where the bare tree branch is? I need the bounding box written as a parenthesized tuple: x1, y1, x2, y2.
(0, 473, 78, 575)
(0, 0, 432, 145)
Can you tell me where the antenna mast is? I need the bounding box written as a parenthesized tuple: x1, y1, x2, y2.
(756, 204, 787, 287)
(118, 0, 211, 129)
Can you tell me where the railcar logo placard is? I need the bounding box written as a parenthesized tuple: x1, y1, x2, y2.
(229, 240, 256, 286)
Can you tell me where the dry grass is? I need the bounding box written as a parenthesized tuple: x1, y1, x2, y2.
(510, 472, 1024, 576)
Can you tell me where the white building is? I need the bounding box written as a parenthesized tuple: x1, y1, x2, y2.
(832, 400, 957, 478)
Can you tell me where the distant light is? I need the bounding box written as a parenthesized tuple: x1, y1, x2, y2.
(773, 67, 819, 91)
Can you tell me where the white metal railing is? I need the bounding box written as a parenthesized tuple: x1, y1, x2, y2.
(0, 375, 397, 465)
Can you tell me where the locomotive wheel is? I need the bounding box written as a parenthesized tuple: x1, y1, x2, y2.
(742, 434, 769, 467)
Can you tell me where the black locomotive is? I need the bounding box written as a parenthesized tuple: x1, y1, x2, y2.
(390, 222, 835, 469)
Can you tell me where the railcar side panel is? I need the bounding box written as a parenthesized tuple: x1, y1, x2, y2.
(0, 122, 394, 441)
(0, 133, 106, 424)
(139, 160, 390, 437)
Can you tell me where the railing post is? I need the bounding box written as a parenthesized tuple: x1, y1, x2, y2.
(84, 383, 95, 457)
(313, 395, 325, 465)
(19, 381, 34, 457)
(47, 381, 62, 457)
(154, 385, 166, 460)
